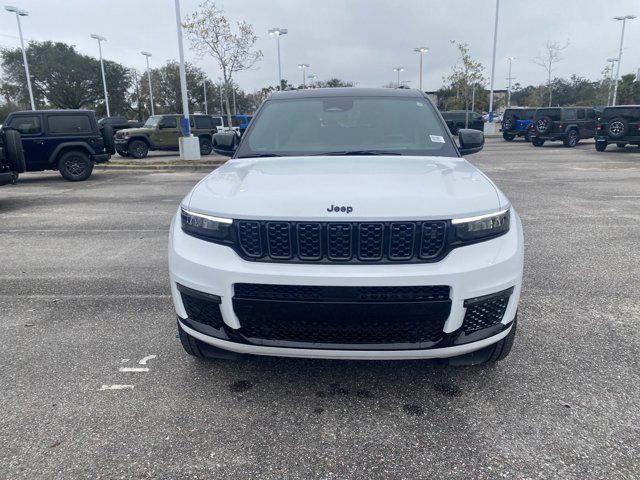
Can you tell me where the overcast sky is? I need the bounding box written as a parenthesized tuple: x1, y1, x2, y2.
(1, 0, 638, 93)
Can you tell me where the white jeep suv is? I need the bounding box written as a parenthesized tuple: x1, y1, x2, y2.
(169, 88, 523, 364)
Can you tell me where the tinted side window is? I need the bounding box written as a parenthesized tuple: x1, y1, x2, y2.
(9, 115, 41, 134)
(563, 109, 577, 121)
(211, 117, 222, 127)
(194, 116, 214, 129)
(47, 115, 92, 134)
(577, 109, 585, 120)
(160, 117, 178, 128)
(586, 109, 597, 119)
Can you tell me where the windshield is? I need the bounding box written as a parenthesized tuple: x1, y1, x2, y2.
(236, 96, 457, 158)
(143, 116, 162, 128)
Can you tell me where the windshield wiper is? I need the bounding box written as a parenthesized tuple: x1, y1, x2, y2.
(310, 150, 401, 156)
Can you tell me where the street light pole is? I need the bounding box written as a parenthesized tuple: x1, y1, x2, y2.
(413, 47, 429, 91)
(297, 63, 310, 87)
(612, 15, 636, 106)
(488, 0, 500, 124)
(309, 74, 318, 88)
(141, 51, 154, 116)
(90, 34, 110, 117)
(393, 67, 404, 88)
(606, 57, 618, 106)
(268, 28, 288, 90)
(173, 0, 200, 159)
(506, 56, 515, 107)
(5, 6, 35, 110)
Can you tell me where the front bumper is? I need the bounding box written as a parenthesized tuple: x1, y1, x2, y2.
(168, 210, 524, 359)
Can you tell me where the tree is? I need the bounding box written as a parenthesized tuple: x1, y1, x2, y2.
(0, 41, 132, 115)
(616, 73, 640, 105)
(446, 42, 485, 126)
(183, 0, 262, 127)
(533, 40, 569, 107)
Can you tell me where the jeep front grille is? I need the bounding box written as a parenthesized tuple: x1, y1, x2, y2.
(236, 220, 447, 263)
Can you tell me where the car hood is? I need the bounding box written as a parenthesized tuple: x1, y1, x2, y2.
(185, 156, 504, 221)
(117, 127, 152, 135)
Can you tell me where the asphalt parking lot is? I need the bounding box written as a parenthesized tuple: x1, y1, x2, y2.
(1, 137, 639, 479)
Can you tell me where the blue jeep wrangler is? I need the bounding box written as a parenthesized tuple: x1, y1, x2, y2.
(501, 108, 536, 142)
(2, 110, 114, 181)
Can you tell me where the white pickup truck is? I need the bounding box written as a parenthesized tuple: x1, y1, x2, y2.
(169, 88, 524, 365)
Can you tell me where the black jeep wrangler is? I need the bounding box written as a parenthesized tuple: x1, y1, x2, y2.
(594, 106, 640, 151)
(531, 107, 597, 147)
(501, 107, 536, 141)
(2, 110, 114, 181)
(0, 129, 25, 186)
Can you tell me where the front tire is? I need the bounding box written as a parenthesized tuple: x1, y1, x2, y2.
(595, 140, 607, 152)
(58, 150, 93, 181)
(532, 137, 545, 147)
(128, 139, 149, 159)
(616, 143, 627, 148)
(448, 318, 517, 366)
(502, 132, 516, 141)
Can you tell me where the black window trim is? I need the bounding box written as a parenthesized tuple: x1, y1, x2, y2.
(8, 113, 43, 136)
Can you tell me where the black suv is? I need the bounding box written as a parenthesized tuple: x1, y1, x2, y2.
(2, 110, 114, 181)
(501, 108, 536, 141)
(440, 110, 484, 134)
(531, 107, 597, 147)
(594, 106, 640, 151)
(0, 129, 25, 186)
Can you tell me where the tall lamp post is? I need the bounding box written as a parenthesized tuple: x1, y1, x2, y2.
(141, 51, 154, 116)
(612, 15, 636, 106)
(173, 0, 200, 159)
(90, 34, 110, 117)
(606, 57, 618, 106)
(268, 28, 288, 90)
(308, 74, 318, 88)
(202, 75, 208, 114)
(487, 0, 500, 131)
(413, 47, 429, 91)
(393, 67, 404, 88)
(5, 6, 35, 110)
(297, 63, 310, 87)
(506, 56, 515, 107)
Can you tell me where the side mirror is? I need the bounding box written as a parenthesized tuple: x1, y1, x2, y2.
(457, 128, 484, 155)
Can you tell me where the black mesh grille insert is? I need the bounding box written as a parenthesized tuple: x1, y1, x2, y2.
(267, 222, 292, 259)
(358, 223, 384, 260)
(234, 283, 450, 302)
(235, 221, 448, 263)
(389, 223, 416, 259)
(420, 221, 447, 258)
(297, 223, 322, 260)
(327, 223, 352, 260)
(233, 283, 451, 347)
(180, 291, 224, 329)
(237, 221, 262, 257)
(462, 289, 512, 333)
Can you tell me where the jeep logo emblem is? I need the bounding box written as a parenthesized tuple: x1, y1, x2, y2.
(327, 204, 353, 214)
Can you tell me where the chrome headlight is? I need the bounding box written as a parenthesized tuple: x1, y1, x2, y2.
(452, 208, 510, 242)
(180, 207, 233, 243)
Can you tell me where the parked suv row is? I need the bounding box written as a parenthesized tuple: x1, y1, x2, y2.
(530, 107, 598, 147)
(501, 108, 536, 141)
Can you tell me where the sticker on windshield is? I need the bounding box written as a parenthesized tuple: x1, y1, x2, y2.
(429, 135, 445, 143)
(416, 102, 424, 107)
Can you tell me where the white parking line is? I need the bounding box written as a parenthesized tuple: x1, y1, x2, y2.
(138, 355, 157, 365)
(118, 367, 149, 373)
(99, 385, 134, 391)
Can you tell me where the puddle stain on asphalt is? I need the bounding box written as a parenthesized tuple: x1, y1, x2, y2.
(229, 380, 253, 393)
(402, 404, 424, 416)
(432, 382, 463, 397)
